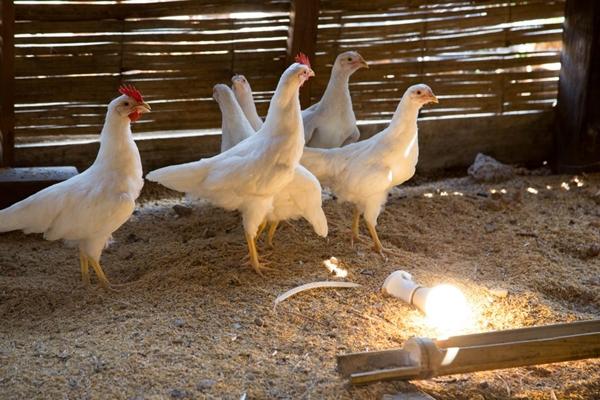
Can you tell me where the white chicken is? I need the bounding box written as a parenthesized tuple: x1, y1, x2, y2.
(231, 74, 264, 131)
(0, 85, 151, 289)
(301, 84, 438, 256)
(303, 51, 368, 148)
(146, 60, 315, 274)
(214, 83, 255, 152)
(214, 83, 327, 247)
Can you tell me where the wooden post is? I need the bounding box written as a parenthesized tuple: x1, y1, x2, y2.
(555, 0, 600, 172)
(0, 0, 15, 167)
(287, 0, 320, 108)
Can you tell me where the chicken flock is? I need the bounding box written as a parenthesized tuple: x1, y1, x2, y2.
(0, 52, 438, 288)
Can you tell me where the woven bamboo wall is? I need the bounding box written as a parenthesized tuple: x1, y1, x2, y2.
(14, 0, 290, 140)
(13, 0, 564, 143)
(312, 0, 564, 120)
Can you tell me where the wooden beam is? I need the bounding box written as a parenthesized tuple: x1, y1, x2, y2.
(338, 320, 600, 385)
(13, 112, 554, 174)
(287, 0, 320, 108)
(0, 0, 15, 167)
(338, 320, 600, 377)
(0, 167, 78, 208)
(348, 332, 600, 384)
(555, 0, 600, 172)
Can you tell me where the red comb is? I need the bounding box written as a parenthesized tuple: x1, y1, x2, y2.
(294, 52, 311, 68)
(118, 84, 144, 103)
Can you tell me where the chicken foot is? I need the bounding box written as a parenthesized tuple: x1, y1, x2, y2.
(364, 220, 403, 259)
(79, 250, 115, 290)
(365, 221, 385, 257)
(244, 232, 273, 275)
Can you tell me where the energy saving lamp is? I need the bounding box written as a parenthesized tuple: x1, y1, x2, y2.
(382, 271, 472, 335)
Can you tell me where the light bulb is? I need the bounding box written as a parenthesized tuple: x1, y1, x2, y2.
(382, 271, 472, 335)
(418, 284, 471, 334)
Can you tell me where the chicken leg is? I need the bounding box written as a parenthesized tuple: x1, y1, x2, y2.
(267, 221, 279, 248)
(79, 250, 91, 286)
(256, 220, 267, 238)
(365, 220, 385, 258)
(350, 207, 361, 247)
(244, 232, 271, 275)
(88, 258, 112, 289)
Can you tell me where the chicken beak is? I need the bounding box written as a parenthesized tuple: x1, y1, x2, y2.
(429, 95, 439, 104)
(358, 56, 369, 69)
(308, 68, 315, 77)
(136, 102, 152, 113)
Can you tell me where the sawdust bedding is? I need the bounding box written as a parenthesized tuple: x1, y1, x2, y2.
(1, 172, 599, 399)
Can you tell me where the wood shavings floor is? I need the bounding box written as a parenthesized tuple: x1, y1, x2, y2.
(1, 173, 599, 399)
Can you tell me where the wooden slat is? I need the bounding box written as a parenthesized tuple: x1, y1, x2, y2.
(14, 15, 290, 35)
(15, 1, 291, 22)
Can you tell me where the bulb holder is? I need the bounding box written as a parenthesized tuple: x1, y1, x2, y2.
(382, 270, 429, 313)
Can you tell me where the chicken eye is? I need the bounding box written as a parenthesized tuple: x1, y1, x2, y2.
(124, 101, 130, 106)
(347, 57, 352, 62)
(416, 91, 422, 95)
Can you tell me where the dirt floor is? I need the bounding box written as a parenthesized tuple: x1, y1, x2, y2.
(1, 171, 599, 399)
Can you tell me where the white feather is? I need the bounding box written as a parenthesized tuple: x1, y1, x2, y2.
(303, 51, 366, 148)
(0, 94, 144, 263)
(301, 84, 434, 229)
(147, 63, 310, 237)
(225, 76, 328, 237)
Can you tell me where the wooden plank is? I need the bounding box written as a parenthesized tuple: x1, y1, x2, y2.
(0, 166, 78, 208)
(339, 319, 600, 379)
(555, 0, 600, 172)
(1, 0, 15, 167)
(14, 28, 288, 45)
(438, 332, 600, 376)
(348, 332, 600, 384)
(14, 111, 555, 173)
(14, 15, 290, 35)
(15, 1, 290, 22)
(287, 0, 319, 108)
(437, 320, 600, 349)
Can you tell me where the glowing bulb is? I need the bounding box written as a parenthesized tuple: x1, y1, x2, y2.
(382, 271, 472, 336)
(416, 284, 471, 335)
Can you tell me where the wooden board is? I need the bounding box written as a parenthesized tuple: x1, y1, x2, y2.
(13, 111, 554, 174)
(0, 166, 78, 208)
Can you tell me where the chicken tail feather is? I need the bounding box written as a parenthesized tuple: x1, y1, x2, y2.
(146, 161, 210, 194)
(0, 191, 59, 235)
(306, 207, 328, 238)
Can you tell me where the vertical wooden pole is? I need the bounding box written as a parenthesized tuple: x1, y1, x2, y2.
(287, 0, 320, 109)
(0, 0, 15, 167)
(555, 0, 600, 172)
